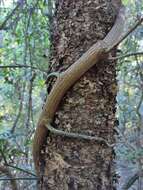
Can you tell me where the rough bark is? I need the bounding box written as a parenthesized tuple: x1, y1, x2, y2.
(42, 0, 120, 189)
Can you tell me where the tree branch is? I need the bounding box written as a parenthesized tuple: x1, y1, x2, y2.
(122, 172, 141, 190)
(0, 177, 39, 181)
(0, 0, 24, 30)
(115, 127, 136, 151)
(11, 84, 25, 133)
(6, 164, 37, 177)
(0, 64, 47, 73)
(114, 17, 143, 47)
(110, 52, 143, 60)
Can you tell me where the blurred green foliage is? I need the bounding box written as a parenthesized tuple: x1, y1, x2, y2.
(0, 0, 53, 188)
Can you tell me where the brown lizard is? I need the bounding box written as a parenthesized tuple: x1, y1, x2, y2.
(32, 5, 125, 176)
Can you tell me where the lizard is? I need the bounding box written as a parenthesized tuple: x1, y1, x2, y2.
(32, 5, 125, 176)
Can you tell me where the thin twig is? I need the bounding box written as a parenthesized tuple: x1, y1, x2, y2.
(0, 0, 24, 30)
(0, 64, 47, 73)
(0, 177, 39, 181)
(11, 84, 25, 133)
(115, 127, 136, 151)
(115, 17, 143, 47)
(0, 151, 37, 177)
(6, 164, 37, 177)
(0, 165, 18, 190)
(110, 52, 143, 60)
(122, 172, 142, 190)
(25, 73, 36, 162)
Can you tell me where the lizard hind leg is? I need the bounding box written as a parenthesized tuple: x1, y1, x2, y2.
(45, 124, 114, 147)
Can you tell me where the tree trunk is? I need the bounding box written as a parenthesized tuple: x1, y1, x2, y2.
(42, 0, 120, 189)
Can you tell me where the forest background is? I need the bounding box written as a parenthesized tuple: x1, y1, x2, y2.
(0, 0, 143, 189)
